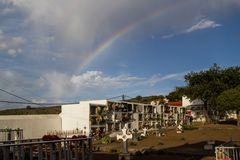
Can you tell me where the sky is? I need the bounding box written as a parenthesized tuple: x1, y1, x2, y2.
(0, 0, 240, 107)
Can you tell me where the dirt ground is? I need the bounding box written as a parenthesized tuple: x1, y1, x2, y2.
(93, 124, 240, 160)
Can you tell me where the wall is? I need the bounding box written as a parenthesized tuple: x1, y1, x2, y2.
(61, 103, 90, 135)
(0, 115, 61, 139)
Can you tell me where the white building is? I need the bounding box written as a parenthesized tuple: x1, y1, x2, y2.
(0, 99, 186, 140)
(182, 96, 206, 122)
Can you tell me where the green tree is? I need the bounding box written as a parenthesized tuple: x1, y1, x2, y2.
(166, 88, 184, 101)
(217, 86, 240, 126)
(182, 64, 240, 122)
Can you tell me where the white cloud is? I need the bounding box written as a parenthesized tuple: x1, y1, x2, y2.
(0, 42, 7, 50)
(162, 18, 222, 39)
(184, 19, 222, 33)
(161, 33, 175, 39)
(11, 36, 26, 45)
(34, 70, 185, 101)
(7, 49, 17, 56)
(0, 69, 26, 96)
(0, 31, 26, 57)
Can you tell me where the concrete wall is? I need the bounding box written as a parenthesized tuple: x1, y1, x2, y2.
(61, 103, 90, 135)
(0, 115, 61, 139)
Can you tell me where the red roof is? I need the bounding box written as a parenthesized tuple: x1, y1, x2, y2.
(168, 101, 182, 106)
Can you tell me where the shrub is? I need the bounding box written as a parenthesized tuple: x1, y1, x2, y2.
(101, 136, 112, 144)
(42, 135, 60, 141)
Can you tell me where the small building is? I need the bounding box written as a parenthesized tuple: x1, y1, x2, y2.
(182, 96, 206, 122)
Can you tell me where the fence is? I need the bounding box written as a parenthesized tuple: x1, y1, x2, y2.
(0, 137, 92, 160)
(0, 129, 23, 141)
(216, 146, 240, 160)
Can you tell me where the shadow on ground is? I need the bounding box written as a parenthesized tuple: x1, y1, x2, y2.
(93, 140, 225, 160)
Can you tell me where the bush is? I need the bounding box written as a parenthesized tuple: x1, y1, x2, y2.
(101, 136, 112, 144)
(42, 135, 60, 141)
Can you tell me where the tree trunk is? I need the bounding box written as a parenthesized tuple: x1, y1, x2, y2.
(237, 111, 240, 127)
(203, 101, 210, 124)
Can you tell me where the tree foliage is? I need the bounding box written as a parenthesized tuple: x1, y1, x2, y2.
(182, 64, 240, 109)
(129, 95, 165, 104)
(217, 85, 240, 111)
(166, 88, 184, 101)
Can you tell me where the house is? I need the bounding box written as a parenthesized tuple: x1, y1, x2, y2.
(182, 96, 206, 122)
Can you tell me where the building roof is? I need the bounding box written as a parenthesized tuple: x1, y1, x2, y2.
(168, 101, 182, 106)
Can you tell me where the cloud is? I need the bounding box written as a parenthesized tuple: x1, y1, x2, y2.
(11, 36, 26, 45)
(34, 70, 185, 101)
(0, 0, 240, 104)
(7, 49, 17, 56)
(0, 30, 26, 57)
(0, 42, 7, 50)
(0, 69, 27, 97)
(0, 0, 238, 68)
(161, 34, 175, 39)
(162, 18, 222, 39)
(184, 19, 222, 33)
(36, 71, 144, 101)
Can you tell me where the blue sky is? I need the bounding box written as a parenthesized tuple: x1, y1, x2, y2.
(0, 0, 240, 107)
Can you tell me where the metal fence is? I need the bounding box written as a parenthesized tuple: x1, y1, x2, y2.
(0, 137, 92, 160)
(216, 146, 240, 160)
(0, 129, 23, 141)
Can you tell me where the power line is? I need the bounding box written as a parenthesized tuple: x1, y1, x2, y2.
(0, 100, 77, 106)
(0, 88, 45, 107)
(0, 75, 50, 102)
(107, 94, 133, 101)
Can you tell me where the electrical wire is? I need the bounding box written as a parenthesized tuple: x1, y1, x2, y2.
(0, 88, 46, 107)
(0, 100, 77, 106)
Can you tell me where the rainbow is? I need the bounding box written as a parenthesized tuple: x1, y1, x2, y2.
(79, 2, 183, 71)
(79, 25, 131, 70)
